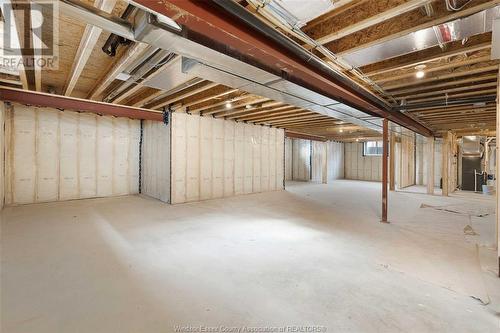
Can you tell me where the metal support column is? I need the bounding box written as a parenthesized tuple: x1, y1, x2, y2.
(382, 118, 389, 223)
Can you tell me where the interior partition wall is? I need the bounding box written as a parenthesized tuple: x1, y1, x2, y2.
(4, 103, 141, 205)
(170, 112, 285, 204)
(0, 104, 291, 208)
(141, 120, 170, 203)
(285, 138, 344, 183)
(344, 142, 382, 182)
(291, 138, 312, 181)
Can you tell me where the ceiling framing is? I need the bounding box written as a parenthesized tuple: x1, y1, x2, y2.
(0, 0, 498, 140)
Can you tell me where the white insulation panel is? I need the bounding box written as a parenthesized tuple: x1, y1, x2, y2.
(285, 138, 293, 181)
(170, 113, 284, 204)
(234, 122, 244, 195)
(141, 120, 171, 203)
(5, 104, 141, 205)
(311, 141, 325, 183)
(327, 141, 344, 181)
(36, 108, 59, 202)
(291, 139, 311, 181)
(344, 142, 381, 182)
(0, 104, 4, 209)
(186, 114, 200, 202)
(97, 116, 113, 197)
(286, 138, 343, 183)
(276, 129, 285, 189)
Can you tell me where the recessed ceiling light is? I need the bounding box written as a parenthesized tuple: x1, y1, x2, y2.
(355, 138, 359, 142)
(339, 129, 343, 133)
(245, 104, 252, 109)
(415, 64, 426, 79)
(225, 102, 232, 109)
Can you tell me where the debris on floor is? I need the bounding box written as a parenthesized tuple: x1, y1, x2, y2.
(463, 225, 478, 236)
(420, 203, 493, 217)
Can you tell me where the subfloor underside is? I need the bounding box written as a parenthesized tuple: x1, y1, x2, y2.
(1, 180, 499, 332)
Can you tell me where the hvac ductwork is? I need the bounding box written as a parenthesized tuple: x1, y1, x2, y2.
(55, 0, 431, 136)
(343, 5, 500, 67)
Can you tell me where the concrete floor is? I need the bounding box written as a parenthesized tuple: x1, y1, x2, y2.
(1, 180, 499, 332)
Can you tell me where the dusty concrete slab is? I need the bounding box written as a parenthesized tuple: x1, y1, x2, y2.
(1, 180, 499, 332)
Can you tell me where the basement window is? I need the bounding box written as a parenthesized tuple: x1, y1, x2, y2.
(363, 141, 383, 156)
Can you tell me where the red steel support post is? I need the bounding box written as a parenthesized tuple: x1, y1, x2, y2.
(382, 118, 389, 223)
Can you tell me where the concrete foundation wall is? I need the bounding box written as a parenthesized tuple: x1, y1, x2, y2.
(344, 142, 382, 182)
(171, 113, 284, 204)
(141, 120, 170, 203)
(4, 103, 141, 205)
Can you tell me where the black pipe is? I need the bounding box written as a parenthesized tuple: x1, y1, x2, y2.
(102, 4, 136, 56)
(394, 95, 497, 111)
(210, 0, 391, 112)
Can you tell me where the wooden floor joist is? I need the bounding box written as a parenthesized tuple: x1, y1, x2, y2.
(6, 0, 498, 145)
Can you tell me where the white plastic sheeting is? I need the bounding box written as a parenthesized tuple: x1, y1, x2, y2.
(141, 120, 171, 203)
(5, 104, 141, 205)
(171, 113, 284, 204)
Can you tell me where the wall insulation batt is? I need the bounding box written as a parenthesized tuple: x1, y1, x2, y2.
(285, 138, 293, 181)
(344, 142, 382, 182)
(141, 120, 170, 203)
(0, 103, 4, 209)
(291, 139, 311, 181)
(327, 141, 344, 181)
(286, 138, 344, 183)
(4, 103, 141, 205)
(171, 112, 285, 204)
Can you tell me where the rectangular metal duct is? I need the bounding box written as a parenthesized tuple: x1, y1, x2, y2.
(344, 6, 500, 67)
(143, 56, 198, 92)
(181, 57, 383, 132)
(462, 136, 482, 157)
(55, 1, 388, 133)
(130, 10, 386, 132)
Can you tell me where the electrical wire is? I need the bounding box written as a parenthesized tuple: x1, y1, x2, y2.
(445, 0, 473, 11)
(246, 0, 397, 105)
